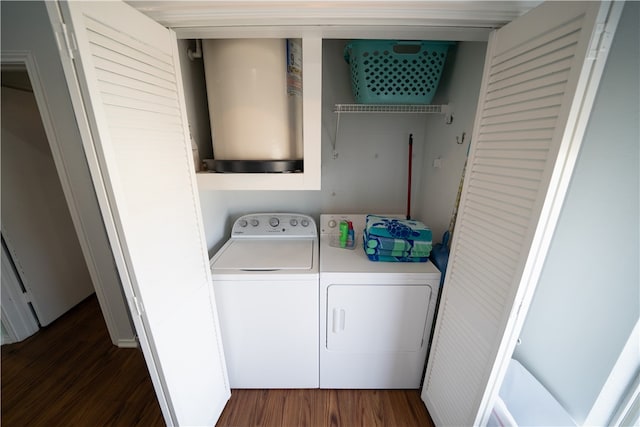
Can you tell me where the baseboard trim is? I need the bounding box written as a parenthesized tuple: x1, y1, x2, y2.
(117, 338, 139, 348)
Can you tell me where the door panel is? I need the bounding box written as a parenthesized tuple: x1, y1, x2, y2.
(421, 2, 620, 425)
(150, 285, 230, 426)
(1, 239, 40, 342)
(214, 279, 319, 388)
(49, 1, 230, 425)
(327, 284, 431, 352)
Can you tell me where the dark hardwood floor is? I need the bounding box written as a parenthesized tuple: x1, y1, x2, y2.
(2, 295, 434, 427)
(1, 294, 163, 426)
(217, 389, 434, 427)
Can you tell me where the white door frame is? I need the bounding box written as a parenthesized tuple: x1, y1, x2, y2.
(0, 51, 131, 346)
(588, 319, 640, 426)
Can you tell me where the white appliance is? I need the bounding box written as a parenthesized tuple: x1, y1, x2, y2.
(319, 214, 441, 389)
(210, 213, 319, 388)
(202, 39, 303, 173)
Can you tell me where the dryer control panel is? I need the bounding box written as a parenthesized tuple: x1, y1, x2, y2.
(232, 213, 317, 238)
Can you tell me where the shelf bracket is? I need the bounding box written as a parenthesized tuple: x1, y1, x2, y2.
(332, 111, 341, 159)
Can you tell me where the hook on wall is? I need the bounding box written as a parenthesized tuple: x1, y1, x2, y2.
(456, 132, 466, 145)
(445, 113, 454, 125)
(443, 103, 454, 125)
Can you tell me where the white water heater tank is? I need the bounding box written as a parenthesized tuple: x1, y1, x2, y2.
(202, 39, 302, 165)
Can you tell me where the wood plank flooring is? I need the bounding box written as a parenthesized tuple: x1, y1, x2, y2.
(1, 295, 163, 426)
(217, 389, 434, 427)
(2, 294, 434, 427)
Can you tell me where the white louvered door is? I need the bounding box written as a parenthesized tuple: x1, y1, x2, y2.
(421, 2, 620, 426)
(48, 2, 230, 425)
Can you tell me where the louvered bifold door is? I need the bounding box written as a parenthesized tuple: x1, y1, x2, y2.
(53, 2, 230, 426)
(421, 2, 616, 426)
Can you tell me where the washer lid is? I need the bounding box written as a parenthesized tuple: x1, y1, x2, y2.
(213, 239, 314, 270)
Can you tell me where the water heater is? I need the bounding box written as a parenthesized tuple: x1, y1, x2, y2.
(202, 39, 302, 173)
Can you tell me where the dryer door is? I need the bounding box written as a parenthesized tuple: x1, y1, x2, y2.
(327, 284, 432, 352)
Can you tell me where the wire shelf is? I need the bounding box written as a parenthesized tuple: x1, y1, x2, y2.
(333, 104, 446, 114)
(330, 103, 451, 160)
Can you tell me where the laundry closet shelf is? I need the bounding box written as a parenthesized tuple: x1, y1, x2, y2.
(196, 171, 319, 191)
(333, 104, 448, 114)
(331, 104, 451, 158)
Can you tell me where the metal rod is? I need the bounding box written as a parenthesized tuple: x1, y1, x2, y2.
(407, 134, 413, 220)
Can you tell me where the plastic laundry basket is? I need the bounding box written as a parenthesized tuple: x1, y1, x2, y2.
(344, 40, 453, 105)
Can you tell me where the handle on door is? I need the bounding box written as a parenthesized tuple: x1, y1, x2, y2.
(332, 308, 346, 333)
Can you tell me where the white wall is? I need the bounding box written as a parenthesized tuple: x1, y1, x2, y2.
(177, 39, 213, 161)
(190, 40, 487, 252)
(320, 39, 428, 216)
(2, 85, 93, 326)
(1, 1, 135, 344)
(513, 2, 640, 424)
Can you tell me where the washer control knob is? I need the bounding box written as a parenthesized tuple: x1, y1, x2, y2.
(269, 217, 280, 227)
(289, 218, 298, 226)
(328, 219, 337, 228)
(238, 219, 248, 228)
(301, 219, 310, 227)
(250, 219, 259, 227)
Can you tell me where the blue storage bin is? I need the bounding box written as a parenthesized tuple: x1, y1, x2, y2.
(344, 40, 453, 105)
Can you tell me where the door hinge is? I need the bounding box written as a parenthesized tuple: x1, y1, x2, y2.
(21, 289, 33, 304)
(586, 23, 608, 60)
(132, 295, 144, 317)
(515, 300, 524, 319)
(55, 22, 76, 60)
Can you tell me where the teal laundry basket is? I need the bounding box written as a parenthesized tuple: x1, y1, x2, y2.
(344, 40, 453, 105)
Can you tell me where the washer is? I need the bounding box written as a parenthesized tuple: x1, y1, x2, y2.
(319, 214, 441, 389)
(210, 213, 318, 388)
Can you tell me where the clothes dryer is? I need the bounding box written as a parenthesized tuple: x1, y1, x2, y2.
(319, 214, 441, 388)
